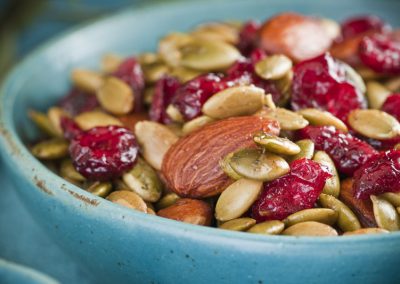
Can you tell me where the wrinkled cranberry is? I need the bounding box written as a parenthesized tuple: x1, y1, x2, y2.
(359, 33, 400, 74)
(150, 76, 180, 124)
(171, 73, 227, 121)
(237, 20, 260, 56)
(353, 150, 400, 199)
(69, 126, 138, 181)
(251, 158, 331, 222)
(298, 126, 378, 176)
(113, 57, 145, 112)
(291, 53, 366, 122)
(361, 136, 400, 151)
(249, 48, 267, 63)
(381, 94, 400, 121)
(341, 15, 390, 40)
(58, 88, 98, 116)
(60, 116, 82, 140)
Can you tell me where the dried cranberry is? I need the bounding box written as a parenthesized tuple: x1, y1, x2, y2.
(113, 57, 145, 112)
(171, 73, 227, 121)
(359, 33, 400, 74)
(341, 15, 390, 40)
(381, 94, 400, 121)
(69, 126, 138, 181)
(249, 48, 267, 63)
(360, 135, 400, 151)
(298, 126, 378, 176)
(353, 150, 400, 199)
(291, 53, 366, 122)
(237, 20, 260, 56)
(251, 158, 331, 222)
(60, 116, 82, 140)
(58, 88, 98, 116)
(150, 76, 180, 124)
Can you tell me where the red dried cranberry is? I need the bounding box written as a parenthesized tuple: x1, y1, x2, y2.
(60, 116, 82, 140)
(381, 94, 400, 121)
(150, 76, 180, 124)
(341, 15, 390, 40)
(237, 20, 260, 56)
(251, 158, 331, 222)
(69, 126, 138, 181)
(113, 57, 145, 111)
(359, 33, 400, 74)
(298, 126, 378, 176)
(353, 150, 400, 199)
(249, 48, 267, 63)
(291, 53, 366, 122)
(360, 135, 400, 151)
(171, 73, 227, 121)
(58, 88, 98, 116)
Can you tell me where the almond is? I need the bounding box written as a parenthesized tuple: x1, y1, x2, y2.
(157, 198, 212, 226)
(161, 116, 280, 198)
(259, 13, 332, 62)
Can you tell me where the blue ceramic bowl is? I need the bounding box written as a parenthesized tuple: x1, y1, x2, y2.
(1, 0, 400, 283)
(0, 259, 58, 284)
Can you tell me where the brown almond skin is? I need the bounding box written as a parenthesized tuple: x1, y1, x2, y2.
(259, 13, 332, 62)
(157, 198, 212, 226)
(161, 116, 280, 198)
(118, 112, 149, 132)
(339, 178, 377, 228)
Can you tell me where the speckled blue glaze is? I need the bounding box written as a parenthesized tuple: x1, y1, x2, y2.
(1, 1, 400, 283)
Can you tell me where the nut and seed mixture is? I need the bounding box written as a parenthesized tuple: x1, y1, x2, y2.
(29, 13, 400, 236)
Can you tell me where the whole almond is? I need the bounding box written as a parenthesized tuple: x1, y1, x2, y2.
(161, 116, 280, 198)
(259, 13, 332, 62)
(157, 198, 212, 226)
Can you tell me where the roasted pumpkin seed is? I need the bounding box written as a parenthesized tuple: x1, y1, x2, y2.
(122, 158, 162, 202)
(215, 178, 263, 221)
(191, 22, 239, 44)
(31, 138, 69, 160)
(263, 94, 276, 110)
(96, 77, 134, 115)
(166, 104, 184, 123)
(247, 220, 285, 235)
(343, 62, 366, 93)
(343, 228, 389, 236)
(60, 159, 85, 182)
(47, 107, 67, 136)
(283, 208, 338, 227)
(228, 148, 290, 182)
(107, 190, 147, 212)
(137, 52, 159, 65)
(380, 192, 400, 207)
(297, 108, 348, 132)
(71, 69, 104, 93)
(371, 195, 400, 231)
(256, 108, 308, 131)
(274, 71, 293, 106)
(313, 151, 340, 198)
(182, 115, 215, 135)
(348, 109, 400, 140)
(142, 62, 169, 84)
(158, 32, 193, 67)
(253, 132, 300, 155)
(101, 53, 122, 73)
(282, 221, 338, 237)
(287, 139, 315, 162)
(74, 111, 122, 131)
(169, 66, 203, 83)
(87, 181, 112, 198)
(366, 81, 391, 109)
(254, 55, 292, 80)
(219, 153, 243, 180)
(155, 192, 180, 211)
(219, 218, 256, 231)
(29, 110, 59, 137)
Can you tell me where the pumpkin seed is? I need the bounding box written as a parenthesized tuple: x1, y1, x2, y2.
(371, 195, 400, 231)
(191, 22, 239, 44)
(107, 190, 147, 213)
(320, 18, 341, 41)
(357, 66, 385, 80)
(101, 53, 122, 73)
(47, 107, 67, 136)
(287, 139, 315, 162)
(215, 178, 263, 221)
(263, 94, 276, 110)
(96, 77, 134, 115)
(282, 221, 338, 236)
(228, 148, 290, 182)
(137, 52, 159, 65)
(169, 66, 203, 83)
(60, 159, 85, 182)
(297, 108, 348, 132)
(122, 158, 162, 202)
(219, 152, 243, 180)
(366, 81, 391, 109)
(385, 77, 400, 92)
(274, 70, 293, 106)
(87, 181, 112, 198)
(31, 138, 69, 160)
(74, 111, 122, 131)
(71, 69, 104, 93)
(134, 121, 178, 170)
(219, 218, 256, 231)
(182, 115, 215, 135)
(319, 193, 361, 232)
(113, 179, 130, 191)
(29, 110, 59, 137)
(313, 151, 340, 198)
(256, 107, 309, 131)
(166, 104, 184, 123)
(142, 62, 169, 84)
(166, 123, 184, 137)
(255, 55, 292, 80)
(343, 228, 390, 236)
(158, 32, 193, 67)
(247, 220, 285, 235)
(253, 132, 300, 155)
(180, 38, 241, 71)
(348, 109, 400, 140)
(380, 192, 400, 207)
(397, 207, 400, 215)
(283, 208, 338, 227)
(343, 62, 366, 94)
(155, 192, 180, 211)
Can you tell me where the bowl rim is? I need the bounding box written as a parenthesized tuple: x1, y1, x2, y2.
(1, 0, 400, 246)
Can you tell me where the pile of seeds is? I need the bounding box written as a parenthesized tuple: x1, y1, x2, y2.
(29, 13, 400, 237)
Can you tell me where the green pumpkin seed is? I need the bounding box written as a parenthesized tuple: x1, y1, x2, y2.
(255, 55, 292, 80)
(31, 138, 69, 160)
(313, 151, 340, 198)
(87, 181, 112, 198)
(256, 107, 308, 131)
(60, 159, 85, 182)
(182, 115, 215, 135)
(297, 108, 348, 132)
(122, 158, 162, 202)
(283, 208, 338, 227)
(191, 22, 239, 44)
(155, 192, 180, 211)
(97, 77, 134, 115)
(169, 66, 203, 83)
(101, 53, 122, 73)
(274, 71, 292, 106)
(253, 132, 300, 155)
(366, 81, 391, 109)
(380, 192, 400, 207)
(371, 195, 400, 231)
(343, 62, 366, 94)
(385, 77, 400, 92)
(107, 190, 147, 212)
(47, 107, 67, 136)
(166, 104, 184, 123)
(282, 221, 338, 236)
(219, 153, 243, 180)
(342, 227, 389, 236)
(287, 139, 315, 162)
(180, 38, 241, 71)
(247, 220, 285, 235)
(215, 178, 263, 221)
(137, 52, 159, 65)
(142, 62, 169, 84)
(74, 111, 122, 131)
(29, 110, 59, 137)
(71, 69, 104, 93)
(319, 193, 361, 232)
(228, 148, 290, 182)
(202, 85, 266, 119)
(263, 94, 276, 110)
(348, 109, 400, 140)
(158, 32, 193, 67)
(219, 218, 256, 231)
